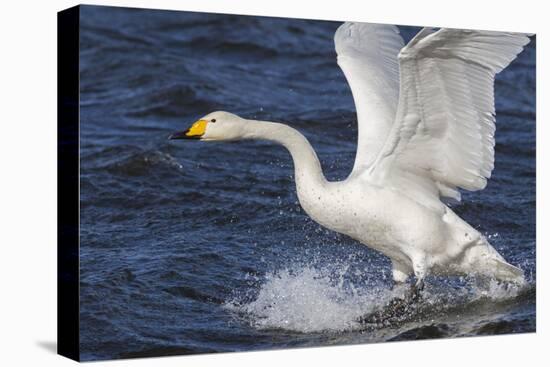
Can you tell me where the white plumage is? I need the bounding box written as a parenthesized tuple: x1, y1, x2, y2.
(365, 27, 530, 205)
(335, 23, 403, 172)
(171, 22, 532, 290)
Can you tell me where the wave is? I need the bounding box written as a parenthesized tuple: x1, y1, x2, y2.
(164, 285, 224, 304)
(125, 84, 215, 118)
(102, 149, 183, 176)
(184, 38, 280, 58)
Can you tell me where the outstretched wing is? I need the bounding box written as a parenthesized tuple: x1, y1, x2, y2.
(367, 28, 530, 207)
(335, 22, 404, 173)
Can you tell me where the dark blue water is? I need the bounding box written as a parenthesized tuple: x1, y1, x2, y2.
(78, 5, 536, 361)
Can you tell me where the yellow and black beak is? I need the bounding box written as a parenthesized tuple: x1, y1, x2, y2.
(169, 119, 207, 140)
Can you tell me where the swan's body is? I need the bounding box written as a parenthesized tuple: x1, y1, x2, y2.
(170, 23, 531, 288)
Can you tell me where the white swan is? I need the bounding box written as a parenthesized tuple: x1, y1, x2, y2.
(170, 23, 531, 290)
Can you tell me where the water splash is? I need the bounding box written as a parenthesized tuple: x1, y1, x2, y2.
(471, 277, 524, 300)
(225, 262, 533, 334)
(226, 264, 406, 333)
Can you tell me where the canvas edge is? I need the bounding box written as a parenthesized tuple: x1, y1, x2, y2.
(57, 4, 81, 362)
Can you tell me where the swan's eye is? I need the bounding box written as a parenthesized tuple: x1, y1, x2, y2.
(211, 119, 216, 123)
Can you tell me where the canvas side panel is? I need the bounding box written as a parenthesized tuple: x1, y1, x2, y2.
(57, 5, 80, 362)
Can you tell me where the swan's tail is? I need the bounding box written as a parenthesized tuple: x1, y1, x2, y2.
(464, 238, 525, 285)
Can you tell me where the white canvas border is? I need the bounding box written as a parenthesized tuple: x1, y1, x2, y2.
(0, 0, 545, 366)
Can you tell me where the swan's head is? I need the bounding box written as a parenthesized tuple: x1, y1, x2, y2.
(168, 111, 247, 141)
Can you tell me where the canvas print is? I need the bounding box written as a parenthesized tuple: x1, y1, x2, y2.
(58, 4, 536, 361)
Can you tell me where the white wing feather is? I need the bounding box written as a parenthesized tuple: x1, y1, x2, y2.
(368, 28, 531, 207)
(335, 22, 404, 172)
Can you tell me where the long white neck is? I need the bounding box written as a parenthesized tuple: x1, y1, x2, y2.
(243, 120, 327, 189)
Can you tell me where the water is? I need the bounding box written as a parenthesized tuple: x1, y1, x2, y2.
(78, 5, 536, 361)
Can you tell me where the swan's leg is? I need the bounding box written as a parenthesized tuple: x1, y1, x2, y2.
(410, 256, 428, 299)
(413, 278, 425, 292)
(391, 259, 410, 290)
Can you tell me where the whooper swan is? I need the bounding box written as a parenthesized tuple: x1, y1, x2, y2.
(170, 23, 531, 291)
